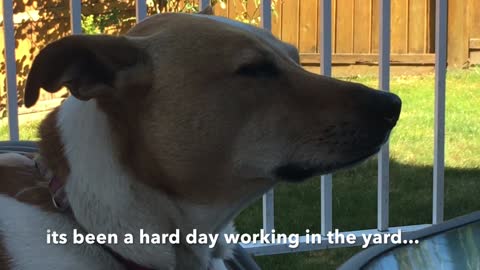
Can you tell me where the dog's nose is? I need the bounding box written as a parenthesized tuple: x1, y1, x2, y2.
(374, 91, 402, 128)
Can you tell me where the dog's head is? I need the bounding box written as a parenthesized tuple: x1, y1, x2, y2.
(24, 11, 400, 204)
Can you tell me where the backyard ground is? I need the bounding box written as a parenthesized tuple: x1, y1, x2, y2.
(1, 67, 479, 269)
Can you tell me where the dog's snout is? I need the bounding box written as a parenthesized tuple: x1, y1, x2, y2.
(357, 86, 402, 128)
(376, 91, 402, 127)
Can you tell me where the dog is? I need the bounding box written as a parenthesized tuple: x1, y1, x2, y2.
(0, 6, 401, 270)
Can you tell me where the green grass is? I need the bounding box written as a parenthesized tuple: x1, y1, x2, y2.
(1, 67, 479, 269)
(0, 119, 40, 141)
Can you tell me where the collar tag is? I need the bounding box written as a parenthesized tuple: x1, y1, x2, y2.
(34, 155, 70, 211)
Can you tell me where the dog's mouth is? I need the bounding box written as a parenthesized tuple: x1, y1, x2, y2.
(273, 124, 395, 182)
(273, 146, 381, 182)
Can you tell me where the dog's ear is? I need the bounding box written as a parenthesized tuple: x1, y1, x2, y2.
(199, 6, 214, 15)
(24, 35, 150, 108)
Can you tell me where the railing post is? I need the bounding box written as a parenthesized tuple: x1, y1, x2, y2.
(320, 175, 332, 235)
(260, 0, 275, 234)
(136, 0, 147, 23)
(199, 0, 211, 10)
(262, 190, 274, 233)
(2, 0, 19, 141)
(319, 0, 333, 236)
(69, 0, 82, 34)
(433, 0, 447, 225)
(377, 0, 391, 232)
(260, 0, 272, 31)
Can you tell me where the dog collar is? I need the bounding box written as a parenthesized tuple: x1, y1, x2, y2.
(107, 249, 156, 270)
(34, 155, 70, 211)
(32, 156, 163, 270)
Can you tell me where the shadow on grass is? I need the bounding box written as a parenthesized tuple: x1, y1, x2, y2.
(234, 158, 480, 270)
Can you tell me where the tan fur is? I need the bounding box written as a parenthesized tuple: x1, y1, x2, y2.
(22, 12, 400, 204)
(38, 109, 70, 189)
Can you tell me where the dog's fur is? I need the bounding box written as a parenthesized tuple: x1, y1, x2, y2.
(0, 7, 401, 270)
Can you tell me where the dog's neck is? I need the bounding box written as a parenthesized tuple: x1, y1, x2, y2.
(40, 97, 234, 269)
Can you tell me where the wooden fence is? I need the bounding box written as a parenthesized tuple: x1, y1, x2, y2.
(223, 0, 477, 68)
(0, 0, 479, 118)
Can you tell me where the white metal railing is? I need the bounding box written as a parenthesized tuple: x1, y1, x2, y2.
(260, 0, 275, 238)
(1, 0, 447, 256)
(2, 0, 19, 141)
(377, 0, 391, 232)
(433, 0, 447, 225)
(319, 0, 333, 237)
(248, 0, 446, 256)
(70, 0, 82, 34)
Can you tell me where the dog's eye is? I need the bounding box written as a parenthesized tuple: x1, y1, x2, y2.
(235, 61, 278, 77)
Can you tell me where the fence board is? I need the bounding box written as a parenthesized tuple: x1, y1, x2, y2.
(226, 0, 234, 18)
(299, 0, 317, 53)
(447, 0, 469, 66)
(370, 0, 379, 53)
(353, 0, 371, 53)
(335, 0, 354, 53)
(246, 0, 256, 24)
(470, 0, 480, 38)
(332, 0, 337, 54)
(280, 0, 299, 48)
(391, 0, 407, 53)
(426, 0, 435, 53)
(212, 1, 227, 17)
(408, 0, 426, 53)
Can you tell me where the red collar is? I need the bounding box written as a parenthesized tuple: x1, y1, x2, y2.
(106, 248, 156, 270)
(34, 155, 69, 210)
(34, 155, 156, 270)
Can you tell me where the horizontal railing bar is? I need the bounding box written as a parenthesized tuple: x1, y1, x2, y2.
(300, 53, 436, 65)
(242, 224, 430, 256)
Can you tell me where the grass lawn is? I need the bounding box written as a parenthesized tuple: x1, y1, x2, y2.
(1, 67, 479, 269)
(0, 120, 40, 141)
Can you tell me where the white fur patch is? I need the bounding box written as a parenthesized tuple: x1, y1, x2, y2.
(58, 97, 176, 268)
(57, 97, 237, 269)
(0, 195, 122, 270)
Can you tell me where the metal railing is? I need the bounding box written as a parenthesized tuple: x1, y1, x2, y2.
(1, 0, 447, 257)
